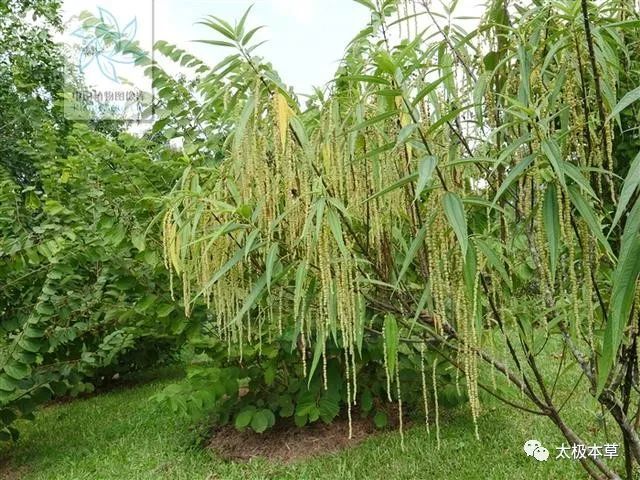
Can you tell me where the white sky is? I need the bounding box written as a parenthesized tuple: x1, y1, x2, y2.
(62, 0, 372, 95)
(62, 0, 485, 94)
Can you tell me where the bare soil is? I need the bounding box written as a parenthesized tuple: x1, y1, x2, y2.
(0, 457, 26, 480)
(207, 415, 392, 464)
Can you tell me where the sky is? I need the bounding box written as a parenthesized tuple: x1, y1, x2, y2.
(154, 0, 370, 95)
(59, 0, 484, 123)
(62, 0, 372, 96)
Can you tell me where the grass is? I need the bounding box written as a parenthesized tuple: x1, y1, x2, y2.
(1, 363, 612, 480)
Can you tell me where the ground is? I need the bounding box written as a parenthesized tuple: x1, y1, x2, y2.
(1, 363, 615, 480)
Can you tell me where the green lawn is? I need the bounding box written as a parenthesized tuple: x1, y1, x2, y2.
(1, 365, 611, 480)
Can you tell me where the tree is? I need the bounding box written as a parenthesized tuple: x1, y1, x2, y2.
(158, 1, 640, 478)
(0, 0, 68, 186)
(0, 1, 229, 442)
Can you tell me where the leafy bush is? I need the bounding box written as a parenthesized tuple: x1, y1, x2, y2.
(155, 323, 464, 434)
(0, 125, 188, 441)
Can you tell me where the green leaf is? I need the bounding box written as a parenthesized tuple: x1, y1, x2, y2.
(156, 303, 175, 318)
(442, 192, 468, 257)
(4, 362, 29, 381)
(0, 375, 17, 393)
(242, 26, 264, 46)
(412, 76, 448, 107)
(294, 413, 308, 427)
(374, 51, 396, 74)
(198, 18, 237, 41)
(361, 390, 374, 413)
(543, 184, 561, 280)
(251, 409, 275, 433)
(396, 124, 417, 146)
(339, 74, 389, 85)
(347, 110, 397, 134)
(17, 337, 44, 353)
(235, 4, 253, 37)
(24, 326, 45, 338)
(326, 207, 348, 257)
(373, 411, 388, 429)
(131, 233, 145, 252)
(563, 161, 598, 200)
(308, 334, 325, 387)
(491, 154, 533, 208)
(235, 407, 255, 429)
(598, 198, 640, 394)
(396, 224, 427, 287)
(0, 409, 16, 425)
(31, 386, 51, 404)
(233, 93, 257, 151)
(318, 394, 340, 423)
(611, 151, 640, 231)
(352, 0, 377, 10)
(265, 242, 279, 292)
(463, 241, 477, 298)
(364, 172, 418, 203)
(278, 396, 294, 418)
(195, 39, 236, 48)
(383, 315, 399, 377)
(264, 365, 276, 386)
(230, 273, 268, 327)
(567, 186, 613, 259)
(542, 138, 566, 188)
(294, 261, 308, 322)
(607, 85, 640, 122)
(415, 156, 437, 201)
(244, 230, 260, 259)
(194, 245, 256, 302)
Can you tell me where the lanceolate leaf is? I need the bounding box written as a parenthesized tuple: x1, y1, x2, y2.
(607, 84, 640, 122)
(364, 172, 419, 203)
(383, 315, 399, 377)
(352, 0, 376, 10)
(327, 207, 349, 257)
(230, 273, 268, 327)
(308, 333, 325, 387)
(396, 124, 417, 146)
(443, 192, 468, 258)
(395, 224, 427, 287)
(265, 242, 279, 292)
(339, 74, 390, 85)
(235, 5, 253, 37)
(543, 184, 561, 280)
(347, 110, 398, 134)
(542, 138, 566, 188)
(598, 197, 640, 394)
(412, 76, 449, 107)
(491, 154, 534, 208)
(294, 262, 308, 323)
(415, 155, 437, 201)
(567, 186, 613, 259)
(233, 93, 256, 151)
(194, 245, 258, 302)
(610, 150, 640, 231)
(463, 240, 477, 298)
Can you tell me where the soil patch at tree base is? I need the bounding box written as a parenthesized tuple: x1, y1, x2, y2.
(208, 416, 386, 463)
